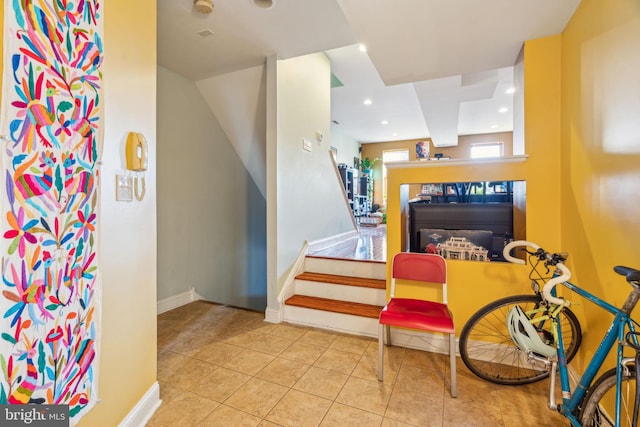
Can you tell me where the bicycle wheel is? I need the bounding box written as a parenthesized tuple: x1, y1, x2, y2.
(579, 367, 637, 427)
(459, 294, 582, 385)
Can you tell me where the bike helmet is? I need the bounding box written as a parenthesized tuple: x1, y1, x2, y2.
(506, 305, 557, 359)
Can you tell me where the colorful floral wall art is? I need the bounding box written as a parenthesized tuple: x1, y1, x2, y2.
(0, 0, 103, 423)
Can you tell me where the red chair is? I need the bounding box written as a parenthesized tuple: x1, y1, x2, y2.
(378, 252, 456, 397)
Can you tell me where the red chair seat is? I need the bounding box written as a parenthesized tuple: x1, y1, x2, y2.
(380, 299, 454, 333)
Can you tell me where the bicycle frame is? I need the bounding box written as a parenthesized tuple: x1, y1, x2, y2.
(543, 275, 638, 426)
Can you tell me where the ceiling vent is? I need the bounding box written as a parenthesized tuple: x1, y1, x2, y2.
(252, 0, 275, 9)
(197, 29, 215, 37)
(194, 0, 214, 15)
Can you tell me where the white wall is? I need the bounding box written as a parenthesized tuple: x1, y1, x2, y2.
(157, 66, 267, 310)
(158, 54, 356, 318)
(329, 124, 361, 167)
(196, 66, 267, 198)
(273, 53, 355, 292)
(512, 47, 525, 155)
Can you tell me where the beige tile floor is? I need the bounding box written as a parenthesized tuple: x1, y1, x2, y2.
(150, 301, 569, 427)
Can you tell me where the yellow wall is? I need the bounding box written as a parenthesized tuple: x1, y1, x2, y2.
(388, 0, 640, 378)
(386, 35, 562, 334)
(361, 132, 513, 207)
(79, 1, 159, 425)
(559, 0, 640, 370)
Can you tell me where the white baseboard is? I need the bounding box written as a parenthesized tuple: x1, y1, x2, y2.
(118, 381, 161, 427)
(264, 306, 282, 323)
(157, 288, 201, 314)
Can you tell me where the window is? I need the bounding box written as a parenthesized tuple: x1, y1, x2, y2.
(470, 142, 503, 159)
(382, 149, 409, 204)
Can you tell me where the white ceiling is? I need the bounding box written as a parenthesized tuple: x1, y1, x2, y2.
(157, 0, 580, 146)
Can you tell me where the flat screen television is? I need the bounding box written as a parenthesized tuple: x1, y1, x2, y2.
(409, 202, 514, 260)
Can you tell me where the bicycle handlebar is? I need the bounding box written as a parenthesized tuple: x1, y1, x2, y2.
(503, 240, 571, 307)
(503, 240, 540, 264)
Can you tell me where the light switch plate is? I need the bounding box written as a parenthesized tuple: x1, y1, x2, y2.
(116, 174, 133, 201)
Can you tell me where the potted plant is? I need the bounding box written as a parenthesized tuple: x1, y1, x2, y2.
(360, 157, 380, 176)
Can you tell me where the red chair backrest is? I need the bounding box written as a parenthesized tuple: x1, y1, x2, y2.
(392, 252, 447, 283)
(390, 252, 448, 302)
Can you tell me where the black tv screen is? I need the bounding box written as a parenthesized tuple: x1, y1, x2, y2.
(409, 202, 513, 260)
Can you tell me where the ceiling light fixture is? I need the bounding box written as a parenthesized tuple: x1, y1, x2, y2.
(498, 107, 508, 113)
(252, 0, 275, 8)
(194, 0, 214, 14)
(359, 44, 367, 53)
(381, 120, 389, 125)
(363, 98, 372, 106)
(505, 87, 516, 94)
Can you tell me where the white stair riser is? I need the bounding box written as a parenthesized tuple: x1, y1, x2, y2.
(294, 280, 386, 306)
(283, 306, 379, 338)
(283, 306, 455, 357)
(304, 257, 386, 279)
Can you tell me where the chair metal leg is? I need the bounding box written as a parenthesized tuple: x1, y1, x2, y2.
(378, 323, 385, 381)
(385, 323, 391, 345)
(449, 333, 457, 397)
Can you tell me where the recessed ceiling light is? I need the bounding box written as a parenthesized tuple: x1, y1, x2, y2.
(392, 132, 399, 137)
(363, 98, 372, 106)
(498, 107, 508, 113)
(505, 87, 516, 94)
(359, 44, 367, 53)
(381, 120, 389, 125)
(491, 124, 499, 129)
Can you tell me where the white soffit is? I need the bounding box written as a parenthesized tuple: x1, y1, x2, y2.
(336, 0, 581, 85)
(158, 0, 357, 80)
(413, 67, 514, 146)
(327, 44, 429, 143)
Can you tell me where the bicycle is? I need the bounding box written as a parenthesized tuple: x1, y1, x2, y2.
(458, 240, 640, 426)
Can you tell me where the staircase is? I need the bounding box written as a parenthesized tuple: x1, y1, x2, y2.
(283, 256, 387, 337)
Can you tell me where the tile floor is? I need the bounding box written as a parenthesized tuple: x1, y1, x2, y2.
(150, 301, 569, 427)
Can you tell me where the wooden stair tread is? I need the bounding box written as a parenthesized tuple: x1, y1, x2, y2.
(285, 295, 383, 319)
(295, 272, 386, 289)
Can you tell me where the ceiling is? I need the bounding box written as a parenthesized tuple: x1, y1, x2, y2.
(157, 0, 580, 146)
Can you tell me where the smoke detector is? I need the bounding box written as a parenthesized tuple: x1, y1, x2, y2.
(194, 0, 214, 14)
